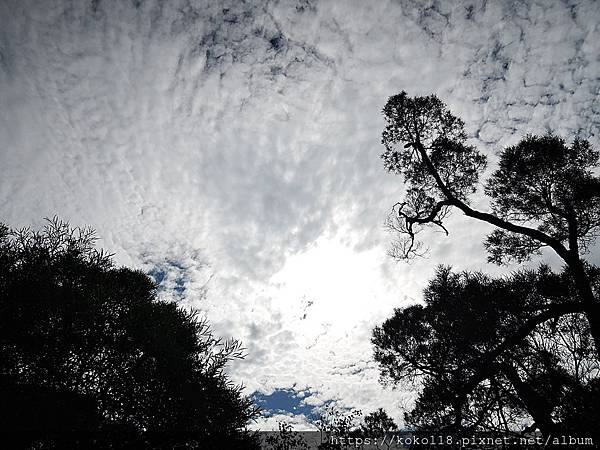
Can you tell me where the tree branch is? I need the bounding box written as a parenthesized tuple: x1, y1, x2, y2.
(460, 302, 585, 395)
(412, 142, 573, 262)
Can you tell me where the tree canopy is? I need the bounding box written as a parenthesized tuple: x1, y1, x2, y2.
(375, 91, 600, 438)
(484, 135, 600, 264)
(0, 218, 259, 449)
(380, 91, 600, 357)
(373, 266, 600, 437)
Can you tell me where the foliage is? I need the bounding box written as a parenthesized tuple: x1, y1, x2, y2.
(382, 92, 486, 201)
(315, 405, 363, 449)
(314, 406, 398, 450)
(380, 91, 600, 359)
(360, 408, 398, 435)
(485, 135, 600, 264)
(380, 92, 600, 265)
(264, 422, 309, 450)
(0, 217, 259, 449)
(372, 266, 600, 436)
(359, 409, 398, 450)
(381, 92, 486, 258)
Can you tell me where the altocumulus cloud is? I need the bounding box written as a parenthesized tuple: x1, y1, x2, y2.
(1, 0, 599, 428)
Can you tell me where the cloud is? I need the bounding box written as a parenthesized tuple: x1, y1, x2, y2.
(1, 0, 599, 427)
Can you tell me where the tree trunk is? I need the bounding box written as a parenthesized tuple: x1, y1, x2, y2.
(502, 365, 555, 437)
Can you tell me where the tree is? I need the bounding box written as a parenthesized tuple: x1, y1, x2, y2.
(359, 409, 398, 450)
(264, 422, 309, 450)
(372, 266, 600, 437)
(360, 408, 398, 435)
(0, 217, 259, 449)
(380, 91, 600, 357)
(315, 405, 363, 450)
(313, 406, 399, 450)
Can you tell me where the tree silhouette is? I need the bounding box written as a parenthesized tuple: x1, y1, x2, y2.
(359, 409, 398, 450)
(264, 422, 309, 450)
(312, 406, 399, 450)
(381, 91, 600, 356)
(360, 408, 398, 435)
(0, 218, 259, 449)
(315, 406, 363, 450)
(372, 266, 600, 437)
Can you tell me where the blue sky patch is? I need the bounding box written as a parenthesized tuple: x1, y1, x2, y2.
(148, 261, 187, 295)
(251, 388, 319, 420)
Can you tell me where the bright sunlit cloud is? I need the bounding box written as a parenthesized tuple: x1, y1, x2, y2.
(270, 233, 399, 332)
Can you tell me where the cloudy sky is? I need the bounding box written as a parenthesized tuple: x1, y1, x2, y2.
(1, 0, 599, 429)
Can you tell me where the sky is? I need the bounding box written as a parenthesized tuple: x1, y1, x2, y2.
(1, 0, 600, 430)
